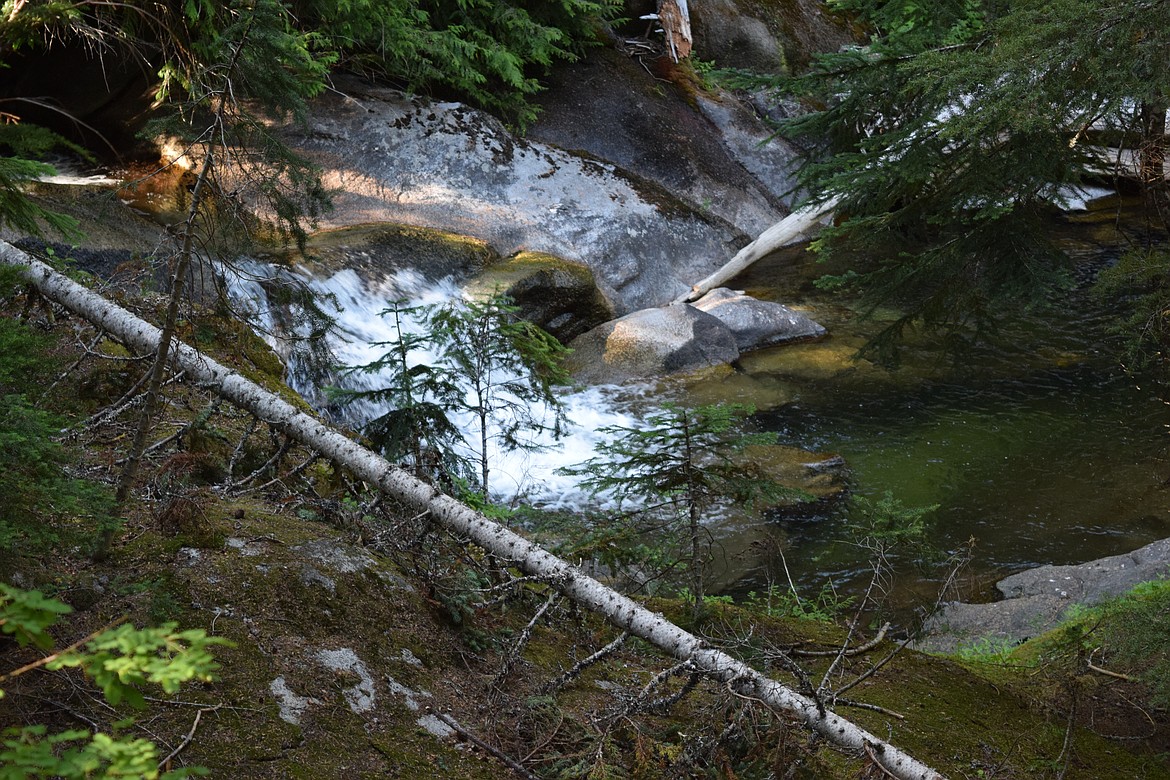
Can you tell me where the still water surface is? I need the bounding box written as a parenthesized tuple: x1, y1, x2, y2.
(711, 234, 1170, 607)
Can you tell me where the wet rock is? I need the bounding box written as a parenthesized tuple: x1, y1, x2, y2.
(692, 287, 826, 352)
(464, 251, 616, 343)
(565, 303, 739, 384)
(278, 79, 747, 314)
(916, 537, 1170, 654)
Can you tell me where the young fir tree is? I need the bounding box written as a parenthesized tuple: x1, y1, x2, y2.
(561, 403, 795, 619)
(745, 0, 1170, 365)
(334, 301, 465, 484)
(429, 293, 570, 502)
(336, 292, 569, 503)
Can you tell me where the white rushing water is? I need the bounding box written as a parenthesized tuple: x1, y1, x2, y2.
(223, 260, 647, 509)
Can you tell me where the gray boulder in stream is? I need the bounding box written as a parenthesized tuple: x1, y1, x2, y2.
(692, 287, 826, 352)
(565, 303, 739, 384)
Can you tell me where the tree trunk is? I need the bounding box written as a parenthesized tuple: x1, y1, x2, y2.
(97, 145, 216, 560)
(1139, 98, 1169, 232)
(1, 240, 945, 780)
(675, 198, 839, 304)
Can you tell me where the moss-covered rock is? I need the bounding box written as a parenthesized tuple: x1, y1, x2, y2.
(464, 251, 616, 342)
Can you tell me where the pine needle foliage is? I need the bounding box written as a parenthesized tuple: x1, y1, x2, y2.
(290, 0, 624, 127)
(561, 403, 796, 615)
(754, 0, 1170, 364)
(336, 293, 569, 500)
(430, 293, 570, 500)
(332, 301, 467, 483)
(0, 306, 113, 557)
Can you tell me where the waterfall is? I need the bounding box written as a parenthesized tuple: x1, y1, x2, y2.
(222, 259, 645, 508)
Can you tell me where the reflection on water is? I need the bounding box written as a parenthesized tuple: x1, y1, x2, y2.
(740, 365, 1170, 601)
(707, 230, 1170, 607)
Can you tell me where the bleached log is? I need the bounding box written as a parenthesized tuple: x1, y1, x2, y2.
(0, 239, 943, 780)
(677, 198, 839, 304)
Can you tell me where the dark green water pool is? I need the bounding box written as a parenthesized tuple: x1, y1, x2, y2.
(704, 226, 1170, 608)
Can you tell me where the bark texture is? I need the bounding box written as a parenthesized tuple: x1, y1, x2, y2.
(677, 198, 838, 303)
(1, 240, 943, 780)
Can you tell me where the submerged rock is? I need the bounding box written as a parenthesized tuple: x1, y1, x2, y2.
(691, 287, 826, 352)
(566, 303, 739, 384)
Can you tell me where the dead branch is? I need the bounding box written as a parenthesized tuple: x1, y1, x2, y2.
(837, 698, 905, 720)
(1087, 649, 1135, 682)
(225, 415, 260, 480)
(221, 433, 295, 493)
(433, 711, 542, 780)
(792, 623, 891, 658)
(492, 589, 560, 690)
(541, 632, 629, 695)
(39, 329, 107, 402)
(158, 705, 219, 770)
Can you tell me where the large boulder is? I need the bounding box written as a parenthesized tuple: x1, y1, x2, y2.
(276, 79, 750, 314)
(463, 251, 616, 343)
(915, 537, 1170, 654)
(565, 303, 739, 384)
(528, 45, 790, 234)
(692, 287, 826, 351)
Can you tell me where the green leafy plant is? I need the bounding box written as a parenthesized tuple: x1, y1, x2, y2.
(335, 292, 568, 501)
(953, 635, 1019, 665)
(0, 583, 227, 779)
(744, 583, 854, 623)
(292, 0, 624, 128)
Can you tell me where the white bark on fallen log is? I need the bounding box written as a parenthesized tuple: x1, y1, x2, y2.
(1, 239, 944, 780)
(677, 198, 838, 304)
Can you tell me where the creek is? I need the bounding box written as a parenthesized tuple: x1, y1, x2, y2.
(225, 199, 1170, 617)
(702, 204, 1170, 611)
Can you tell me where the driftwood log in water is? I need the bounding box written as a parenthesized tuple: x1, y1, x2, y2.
(676, 198, 838, 304)
(1, 239, 944, 780)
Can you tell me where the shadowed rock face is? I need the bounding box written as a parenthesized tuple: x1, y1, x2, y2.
(528, 46, 792, 237)
(565, 303, 740, 384)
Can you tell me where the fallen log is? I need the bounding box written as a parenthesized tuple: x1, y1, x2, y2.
(1, 239, 944, 780)
(677, 198, 838, 304)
